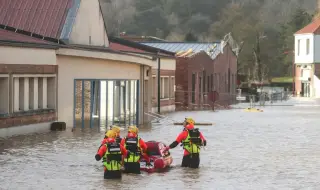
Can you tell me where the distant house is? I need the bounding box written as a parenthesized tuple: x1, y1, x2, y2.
(0, 0, 156, 137)
(294, 18, 320, 97)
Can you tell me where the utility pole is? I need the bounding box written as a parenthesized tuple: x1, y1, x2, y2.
(157, 54, 161, 114)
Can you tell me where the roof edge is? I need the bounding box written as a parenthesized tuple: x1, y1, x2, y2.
(0, 40, 61, 49)
(98, 0, 110, 45)
(109, 36, 176, 56)
(60, 0, 81, 41)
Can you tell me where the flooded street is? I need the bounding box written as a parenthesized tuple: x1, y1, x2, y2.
(1, 98, 320, 190)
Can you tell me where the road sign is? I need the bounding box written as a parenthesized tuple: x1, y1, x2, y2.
(236, 96, 246, 101)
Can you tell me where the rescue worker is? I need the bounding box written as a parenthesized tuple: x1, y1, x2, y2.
(100, 126, 122, 146)
(120, 125, 151, 174)
(165, 118, 207, 168)
(111, 126, 122, 144)
(95, 130, 128, 179)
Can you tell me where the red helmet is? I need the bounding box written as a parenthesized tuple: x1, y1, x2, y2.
(185, 124, 194, 130)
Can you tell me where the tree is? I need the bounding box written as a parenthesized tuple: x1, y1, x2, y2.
(184, 32, 198, 41)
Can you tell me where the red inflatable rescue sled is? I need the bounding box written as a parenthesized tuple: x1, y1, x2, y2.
(139, 141, 173, 173)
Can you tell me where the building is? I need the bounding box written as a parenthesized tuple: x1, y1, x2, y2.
(108, 37, 177, 113)
(141, 36, 238, 110)
(294, 18, 320, 97)
(0, 0, 156, 137)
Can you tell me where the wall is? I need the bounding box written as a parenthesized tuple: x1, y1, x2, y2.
(314, 64, 320, 97)
(294, 34, 314, 64)
(152, 58, 176, 70)
(314, 35, 320, 63)
(57, 55, 141, 127)
(150, 57, 176, 113)
(295, 65, 302, 95)
(0, 46, 56, 65)
(69, 0, 109, 46)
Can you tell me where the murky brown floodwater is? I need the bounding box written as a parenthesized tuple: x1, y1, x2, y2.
(1, 98, 320, 190)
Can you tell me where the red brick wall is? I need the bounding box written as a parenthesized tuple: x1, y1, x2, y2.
(175, 45, 238, 110)
(0, 111, 57, 128)
(213, 45, 237, 105)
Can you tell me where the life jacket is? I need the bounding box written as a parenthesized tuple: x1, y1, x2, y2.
(182, 128, 202, 154)
(124, 136, 141, 163)
(103, 142, 122, 171)
(115, 136, 122, 144)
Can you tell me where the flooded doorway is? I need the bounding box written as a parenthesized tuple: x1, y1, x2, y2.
(73, 79, 139, 130)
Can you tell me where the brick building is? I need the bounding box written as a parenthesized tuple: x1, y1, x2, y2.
(142, 41, 238, 110)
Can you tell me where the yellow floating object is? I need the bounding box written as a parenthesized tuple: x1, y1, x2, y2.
(244, 108, 263, 112)
(173, 122, 214, 126)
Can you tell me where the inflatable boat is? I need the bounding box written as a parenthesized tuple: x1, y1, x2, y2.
(139, 141, 173, 173)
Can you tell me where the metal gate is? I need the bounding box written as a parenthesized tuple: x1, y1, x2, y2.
(73, 79, 139, 130)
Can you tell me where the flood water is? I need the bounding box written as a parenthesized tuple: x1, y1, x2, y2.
(1, 98, 320, 190)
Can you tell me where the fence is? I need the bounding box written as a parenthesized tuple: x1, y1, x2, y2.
(175, 90, 237, 111)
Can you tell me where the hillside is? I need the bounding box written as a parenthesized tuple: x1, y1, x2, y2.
(100, 0, 317, 79)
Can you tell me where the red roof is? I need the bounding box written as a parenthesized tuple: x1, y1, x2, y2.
(0, 28, 53, 44)
(295, 18, 320, 34)
(0, 0, 73, 39)
(109, 42, 147, 53)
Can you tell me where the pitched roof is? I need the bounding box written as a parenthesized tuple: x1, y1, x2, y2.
(295, 18, 320, 34)
(141, 42, 221, 59)
(0, 0, 77, 40)
(109, 36, 175, 56)
(0, 28, 54, 44)
(109, 42, 147, 53)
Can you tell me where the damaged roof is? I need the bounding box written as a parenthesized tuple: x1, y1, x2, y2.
(140, 42, 222, 59)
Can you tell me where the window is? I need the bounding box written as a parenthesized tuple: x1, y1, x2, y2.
(192, 73, 196, 103)
(12, 75, 56, 113)
(199, 76, 202, 102)
(228, 69, 231, 93)
(152, 76, 156, 99)
(211, 74, 213, 92)
(203, 71, 206, 93)
(160, 76, 169, 99)
(306, 39, 310, 55)
(0, 75, 9, 114)
(207, 76, 210, 93)
(297, 39, 300, 56)
(170, 77, 175, 98)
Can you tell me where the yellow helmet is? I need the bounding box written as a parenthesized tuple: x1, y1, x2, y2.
(185, 117, 195, 125)
(128, 125, 138, 134)
(106, 130, 116, 138)
(111, 126, 121, 134)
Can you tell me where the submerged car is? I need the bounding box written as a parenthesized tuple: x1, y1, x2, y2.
(139, 141, 173, 173)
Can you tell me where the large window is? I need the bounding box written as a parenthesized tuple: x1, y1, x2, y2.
(12, 75, 56, 112)
(73, 79, 138, 128)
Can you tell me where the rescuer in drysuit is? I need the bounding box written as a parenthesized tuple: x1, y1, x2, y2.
(100, 126, 122, 147)
(95, 130, 128, 179)
(165, 118, 207, 168)
(120, 125, 151, 174)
